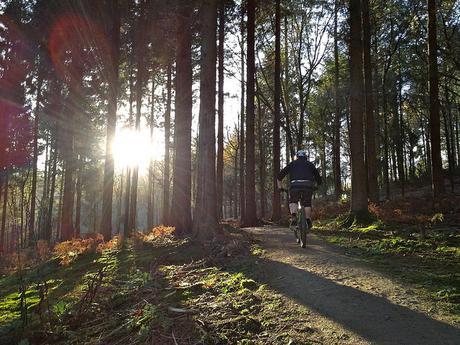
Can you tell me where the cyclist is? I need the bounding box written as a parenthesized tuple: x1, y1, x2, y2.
(276, 150, 322, 229)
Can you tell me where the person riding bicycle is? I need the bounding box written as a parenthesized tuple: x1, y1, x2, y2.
(276, 150, 322, 229)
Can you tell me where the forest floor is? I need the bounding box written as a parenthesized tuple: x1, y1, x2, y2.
(0, 220, 459, 344)
(246, 226, 460, 344)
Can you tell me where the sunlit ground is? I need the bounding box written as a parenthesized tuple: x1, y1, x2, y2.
(112, 128, 163, 174)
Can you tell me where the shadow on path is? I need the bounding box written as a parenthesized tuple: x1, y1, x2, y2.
(233, 227, 460, 345)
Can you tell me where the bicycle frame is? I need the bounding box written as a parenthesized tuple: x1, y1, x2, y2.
(287, 197, 310, 248)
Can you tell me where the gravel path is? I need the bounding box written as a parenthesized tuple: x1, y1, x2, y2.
(245, 226, 460, 345)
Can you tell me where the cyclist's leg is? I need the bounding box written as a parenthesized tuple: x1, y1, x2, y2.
(289, 203, 298, 214)
(301, 189, 313, 228)
(289, 189, 300, 225)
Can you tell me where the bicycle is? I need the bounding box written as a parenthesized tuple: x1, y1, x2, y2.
(280, 186, 314, 248)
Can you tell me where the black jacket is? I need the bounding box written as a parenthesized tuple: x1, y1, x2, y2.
(277, 157, 322, 185)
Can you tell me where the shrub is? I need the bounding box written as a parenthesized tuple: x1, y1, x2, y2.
(54, 235, 104, 266)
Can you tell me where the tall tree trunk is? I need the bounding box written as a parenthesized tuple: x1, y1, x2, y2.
(130, 37, 146, 232)
(233, 146, 238, 219)
(46, 136, 58, 242)
(75, 160, 82, 237)
(244, 0, 257, 226)
(162, 63, 172, 224)
(239, 5, 246, 222)
(382, 77, 390, 199)
(29, 73, 43, 245)
(216, 1, 225, 220)
(101, 0, 121, 241)
(60, 57, 83, 240)
(123, 168, 131, 236)
(61, 157, 75, 241)
(1, 172, 8, 253)
(333, 0, 342, 200)
(256, 85, 266, 218)
(397, 63, 405, 197)
(20, 175, 27, 247)
(38, 133, 50, 239)
(124, 67, 135, 232)
(444, 84, 455, 191)
(56, 170, 64, 241)
(272, 0, 281, 221)
(442, 110, 454, 192)
(283, 15, 295, 160)
(216, 0, 225, 218)
(147, 79, 156, 231)
(447, 89, 456, 170)
(362, 0, 378, 203)
(425, 117, 432, 176)
(321, 138, 327, 195)
(117, 168, 124, 234)
(60, 107, 77, 239)
(349, 0, 368, 217)
(171, 2, 193, 235)
(455, 107, 460, 167)
(193, 0, 220, 239)
(428, 0, 445, 198)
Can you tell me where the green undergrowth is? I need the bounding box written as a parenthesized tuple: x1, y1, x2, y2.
(0, 237, 202, 345)
(313, 218, 460, 316)
(161, 257, 315, 344)
(1, 233, 316, 345)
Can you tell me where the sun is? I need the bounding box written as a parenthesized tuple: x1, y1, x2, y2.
(112, 128, 162, 173)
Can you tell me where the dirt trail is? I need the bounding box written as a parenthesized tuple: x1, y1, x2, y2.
(245, 226, 460, 345)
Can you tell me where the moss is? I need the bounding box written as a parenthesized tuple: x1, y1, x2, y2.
(240, 279, 258, 291)
(250, 244, 265, 256)
(338, 210, 375, 228)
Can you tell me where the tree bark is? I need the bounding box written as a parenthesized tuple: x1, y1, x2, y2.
(333, 0, 342, 200)
(171, 2, 193, 235)
(233, 144, 239, 219)
(60, 64, 82, 240)
(455, 107, 460, 167)
(29, 72, 43, 245)
(428, 0, 445, 198)
(117, 168, 124, 234)
(123, 167, 131, 236)
(57, 170, 64, 241)
(147, 79, 156, 231)
(397, 60, 405, 196)
(162, 63, 172, 224)
(349, 0, 368, 217)
(239, 5, 246, 222)
(101, 0, 121, 241)
(256, 84, 266, 218)
(45, 135, 58, 242)
(1, 172, 8, 253)
(193, 0, 220, 239)
(130, 22, 147, 232)
(362, 0, 378, 203)
(382, 75, 390, 199)
(272, 0, 281, 221)
(216, 1, 225, 220)
(244, 0, 257, 226)
(75, 160, 82, 237)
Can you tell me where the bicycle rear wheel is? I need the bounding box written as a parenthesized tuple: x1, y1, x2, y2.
(290, 220, 300, 243)
(299, 212, 307, 248)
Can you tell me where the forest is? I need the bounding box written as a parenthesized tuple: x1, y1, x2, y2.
(0, 0, 459, 344)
